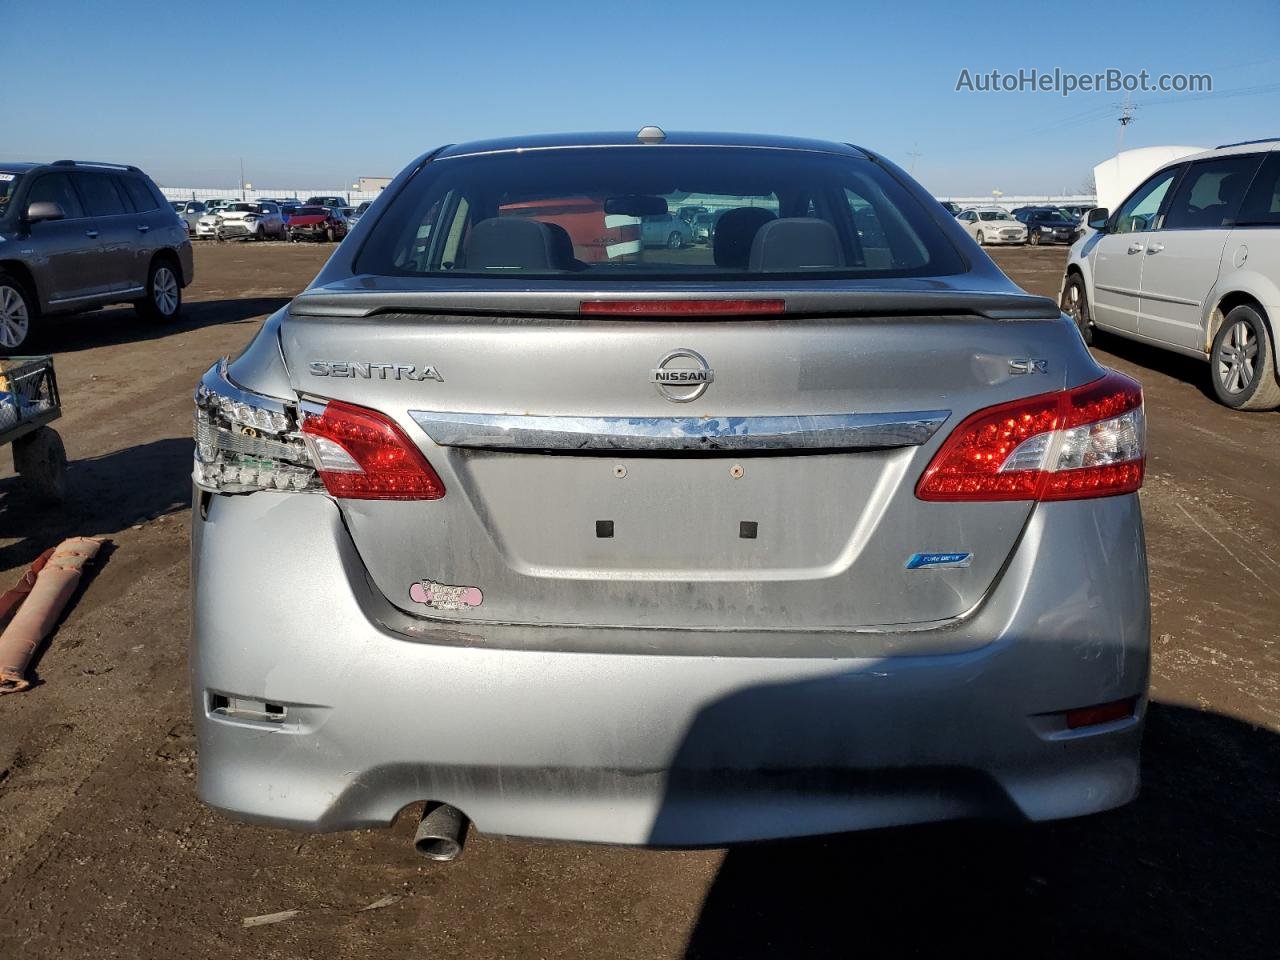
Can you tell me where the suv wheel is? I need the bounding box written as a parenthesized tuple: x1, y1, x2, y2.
(254, 225, 265, 241)
(1061, 273, 1093, 345)
(0, 270, 34, 352)
(136, 259, 182, 323)
(1210, 304, 1280, 410)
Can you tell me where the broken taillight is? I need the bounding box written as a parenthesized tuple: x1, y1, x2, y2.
(916, 370, 1144, 502)
(301, 400, 445, 500)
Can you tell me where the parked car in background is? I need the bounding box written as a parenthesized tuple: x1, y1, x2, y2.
(1062, 139, 1280, 410)
(286, 205, 347, 242)
(940, 200, 963, 215)
(192, 130, 1149, 855)
(0, 159, 193, 351)
(690, 209, 720, 244)
(1016, 208, 1081, 245)
(956, 207, 1027, 245)
(211, 201, 287, 240)
(346, 200, 373, 228)
(640, 212, 693, 248)
(1060, 204, 1092, 221)
(676, 204, 708, 224)
(305, 195, 347, 209)
(171, 199, 208, 235)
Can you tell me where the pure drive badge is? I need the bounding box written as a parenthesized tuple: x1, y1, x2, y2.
(906, 552, 973, 569)
(309, 361, 443, 382)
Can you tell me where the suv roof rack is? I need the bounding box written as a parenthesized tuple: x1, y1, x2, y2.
(1214, 137, 1280, 149)
(51, 159, 141, 173)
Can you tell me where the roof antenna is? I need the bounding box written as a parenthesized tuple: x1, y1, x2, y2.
(636, 125, 666, 144)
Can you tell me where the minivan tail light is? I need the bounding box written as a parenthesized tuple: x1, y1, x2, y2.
(916, 370, 1144, 502)
(580, 299, 785, 316)
(301, 401, 445, 500)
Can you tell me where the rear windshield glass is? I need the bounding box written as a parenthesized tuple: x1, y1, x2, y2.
(355, 147, 966, 280)
(296, 206, 326, 215)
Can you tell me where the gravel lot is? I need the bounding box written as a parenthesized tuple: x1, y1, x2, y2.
(1, 242, 1276, 959)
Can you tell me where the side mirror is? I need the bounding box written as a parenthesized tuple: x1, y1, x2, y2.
(24, 200, 66, 224)
(1086, 208, 1110, 231)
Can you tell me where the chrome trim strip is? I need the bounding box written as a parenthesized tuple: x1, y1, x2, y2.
(1094, 283, 1141, 298)
(1136, 289, 1201, 307)
(48, 285, 145, 306)
(408, 410, 950, 452)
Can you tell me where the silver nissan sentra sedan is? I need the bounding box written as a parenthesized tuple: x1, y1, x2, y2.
(190, 129, 1149, 858)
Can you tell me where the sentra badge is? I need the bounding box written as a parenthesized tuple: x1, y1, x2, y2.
(309, 361, 443, 382)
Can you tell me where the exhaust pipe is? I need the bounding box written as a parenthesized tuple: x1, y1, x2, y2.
(413, 802, 469, 861)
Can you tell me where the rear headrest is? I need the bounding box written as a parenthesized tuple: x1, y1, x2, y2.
(748, 218, 845, 271)
(542, 221, 585, 271)
(713, 208, 777, 268)
(464, 217, 562, 271)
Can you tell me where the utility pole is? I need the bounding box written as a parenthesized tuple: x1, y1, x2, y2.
(1115, 93, 1136, 157)
(906, 142, 922, 177)
(239, 157, 246, 199)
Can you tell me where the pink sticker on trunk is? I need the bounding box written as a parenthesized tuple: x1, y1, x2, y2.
(410, 580, 484, 610)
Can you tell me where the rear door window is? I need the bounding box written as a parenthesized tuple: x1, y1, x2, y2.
(1161, 154, 1263, 230)
(74, 174, 129, 217)
(25, 173, 85, 219)
(121, 176, 159, 212)
(1232, 152, 1280, 227)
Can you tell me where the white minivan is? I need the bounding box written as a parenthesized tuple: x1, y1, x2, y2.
(1062, 139, 1280, 410)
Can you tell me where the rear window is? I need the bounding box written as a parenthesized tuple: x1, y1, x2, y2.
(356, 147, 965, 280)
(296, 206, 326, 215)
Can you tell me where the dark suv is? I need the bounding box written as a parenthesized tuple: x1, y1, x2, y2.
(0, 160, 194, 351)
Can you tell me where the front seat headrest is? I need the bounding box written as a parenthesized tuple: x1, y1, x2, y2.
(713, 208, 777, 268)
(541, 221, 585, 271)
(748, 218, 845, 271)
(464, 217, 561, 271)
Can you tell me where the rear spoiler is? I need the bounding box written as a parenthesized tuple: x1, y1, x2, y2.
(288, 286, 1062, 321)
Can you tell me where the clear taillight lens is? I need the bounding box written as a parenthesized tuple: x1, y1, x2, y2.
(192, 362, 319, 494)
(916, 370, 1145, 502)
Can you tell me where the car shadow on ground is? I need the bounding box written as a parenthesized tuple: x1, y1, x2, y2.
(32, 297, 289, 354)
(0, 437, 190, 570)
(680, 702, 1277, 959)
(1093, 332, 1218, 403)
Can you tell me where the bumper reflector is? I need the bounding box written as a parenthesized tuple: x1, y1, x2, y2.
(1065, 697, 1138, 729)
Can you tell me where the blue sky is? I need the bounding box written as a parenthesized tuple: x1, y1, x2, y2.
(10, 0, 1279, 195)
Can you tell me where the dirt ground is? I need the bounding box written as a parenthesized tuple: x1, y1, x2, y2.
(0, 242, 1277, 960)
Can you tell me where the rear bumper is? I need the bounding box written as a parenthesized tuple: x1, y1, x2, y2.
(191, 492, 1149, 846)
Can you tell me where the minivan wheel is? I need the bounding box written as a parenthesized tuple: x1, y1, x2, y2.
(1210, 304, 1280, 410)
(136, 260, 181, 323)
(0, 271, 34, 352)
(1061, 273, 1093, 345)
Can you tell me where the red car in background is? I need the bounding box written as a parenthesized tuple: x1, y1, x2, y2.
(287, 205, 348, 243)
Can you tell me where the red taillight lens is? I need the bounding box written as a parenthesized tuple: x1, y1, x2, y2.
(579, 299, 785, 316)
(916, 370, 1144, 502)
(301, 400, 445, 500)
